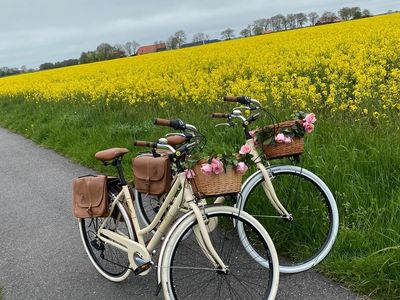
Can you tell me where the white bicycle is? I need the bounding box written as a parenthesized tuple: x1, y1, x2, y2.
(78, 118, 280, 299)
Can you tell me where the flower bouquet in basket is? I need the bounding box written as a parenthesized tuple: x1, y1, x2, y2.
(255, 112, 316, 160)
(185, 145, 253, 197)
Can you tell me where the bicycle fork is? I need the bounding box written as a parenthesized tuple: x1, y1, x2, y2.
(247, 140, 292, 219)
(190, 201, 229, 273)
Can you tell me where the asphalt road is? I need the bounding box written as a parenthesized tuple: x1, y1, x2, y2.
(0, 127, 360, 299)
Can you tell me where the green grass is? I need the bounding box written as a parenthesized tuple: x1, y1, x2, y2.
(0, 96, 399, 299)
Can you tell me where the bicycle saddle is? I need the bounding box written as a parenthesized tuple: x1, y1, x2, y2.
(95, 148, 129, 162)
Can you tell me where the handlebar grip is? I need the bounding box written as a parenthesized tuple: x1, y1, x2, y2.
(223, 96, 238, 102)
(154, 118, 186, 130)
(211, 113, 229, 118)
(166, 135, 187, 146)
(154, 118, 171, 127)
(134, 140, 157, 148)
(223, 95, 249, 105)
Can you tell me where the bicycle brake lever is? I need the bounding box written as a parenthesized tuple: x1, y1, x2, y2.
(215, 121, 235, 127)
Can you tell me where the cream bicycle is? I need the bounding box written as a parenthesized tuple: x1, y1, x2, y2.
(78, 118, 279, 299)
(211, 95, 339, 274)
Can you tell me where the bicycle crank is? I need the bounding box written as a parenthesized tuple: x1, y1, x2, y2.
(98, 228, 152, 275)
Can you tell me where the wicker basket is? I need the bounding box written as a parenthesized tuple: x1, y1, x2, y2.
(191, 159, 242, 197)
(260, 120, 304, 160)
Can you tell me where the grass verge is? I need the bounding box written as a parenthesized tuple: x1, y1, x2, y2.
(0, 96, 399, 298)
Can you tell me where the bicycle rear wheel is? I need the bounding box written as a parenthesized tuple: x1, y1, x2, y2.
(160, 206, 279, 300)
(239, 165, 339, 273)
(135, 190, 162, 226)
(79, 201, 134, 282)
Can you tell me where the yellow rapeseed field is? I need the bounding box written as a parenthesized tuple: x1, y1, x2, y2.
(1, 13, 399, 116)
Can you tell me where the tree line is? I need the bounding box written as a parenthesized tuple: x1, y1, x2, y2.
(225, 6, 371, 40)
(40, 41, 141, 70)
(0, 6, 376, 76)
(163, 6, 372, 49)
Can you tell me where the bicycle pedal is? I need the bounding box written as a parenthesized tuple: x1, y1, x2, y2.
(133, 257, 154, 275)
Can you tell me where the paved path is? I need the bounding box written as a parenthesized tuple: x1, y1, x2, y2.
(0, 128, 360, 299)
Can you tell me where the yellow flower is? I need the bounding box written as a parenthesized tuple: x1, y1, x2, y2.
(0, 13, 399, 119)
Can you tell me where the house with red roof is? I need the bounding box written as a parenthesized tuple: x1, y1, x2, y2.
(135, 42, 166, 55)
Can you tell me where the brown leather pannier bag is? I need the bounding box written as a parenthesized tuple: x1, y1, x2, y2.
(72, 175, 109, 218)
(132, 155, 172, 196)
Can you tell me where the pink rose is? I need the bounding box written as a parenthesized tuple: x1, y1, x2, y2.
(200, 163, 213, 176)
(239, 144, 251, 154)
(284, 136, 292, 144)
(236, 162, 248, 175)
(184, 169, 196, 179)
(303, 122, 314, 133)
(211, 158, 224, 175)
(249, 130, 256, 138)
(275, 133, 286, 144)
(304, 113, 316, 124)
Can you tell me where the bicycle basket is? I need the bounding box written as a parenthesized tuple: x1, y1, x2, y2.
(259, 120, 304, 160)
(190, 159, 242, 197)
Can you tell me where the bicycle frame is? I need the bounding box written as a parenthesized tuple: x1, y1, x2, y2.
(96, 171, 228, 275)
(214, 138, 291, 219)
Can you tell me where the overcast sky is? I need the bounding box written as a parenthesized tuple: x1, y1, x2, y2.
(1, 0, 399, 69)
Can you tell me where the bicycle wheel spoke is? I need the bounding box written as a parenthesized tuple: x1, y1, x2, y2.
(79, 201, 133, 280)
(241, 166, 338, 273)
(165, 209, 276, 299)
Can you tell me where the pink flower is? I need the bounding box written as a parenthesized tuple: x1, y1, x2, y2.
(303, 122, 314, 133)
(304, 113, 316, 124)
(249, 130, 256, 138)
(239, 144, 251, 154)
(184, 169, 196, 179)
(275, 133, 286, 144)
(211, 158, 224, 175)
(284, 136, 292, 144)
(236, 162, 248, 175)
(200, 163, 213, 176)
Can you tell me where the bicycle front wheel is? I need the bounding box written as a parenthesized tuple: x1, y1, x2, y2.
(239, 165, 339, 273)
(160, 206, 279, 300)
(79, 201, 135, 282)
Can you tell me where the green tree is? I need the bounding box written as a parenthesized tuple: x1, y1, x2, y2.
(96, 43, 114, 61)
(166, 36, 179, 49)
(362, 9, 371, 17)
(252, 18, 267, 35)
(338, 7, 352, 20)
(39, 62, 54, 70)
(351, 7, 362, 19)
(174, 30, 187, 48)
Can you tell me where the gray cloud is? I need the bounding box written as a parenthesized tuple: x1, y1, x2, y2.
(0, 0, 399, 68)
